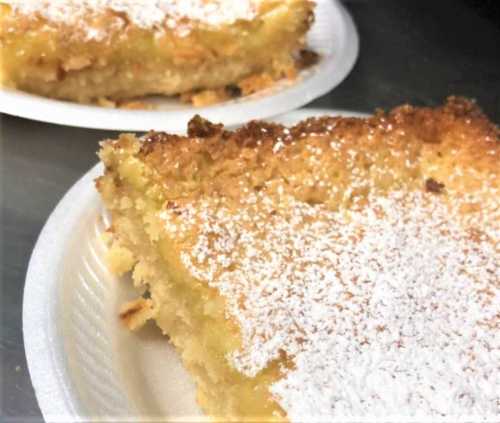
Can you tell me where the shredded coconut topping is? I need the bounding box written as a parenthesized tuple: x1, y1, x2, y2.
(159, 189, 499, 421)
(7, 0, 259, 37)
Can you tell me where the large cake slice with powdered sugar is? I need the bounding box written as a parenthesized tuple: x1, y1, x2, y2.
(96, 97, 499, 422)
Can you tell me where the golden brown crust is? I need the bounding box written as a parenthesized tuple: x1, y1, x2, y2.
(98, 97, 498, 216)
(140, 96, 498, 154)
(136, 98, 494, 191)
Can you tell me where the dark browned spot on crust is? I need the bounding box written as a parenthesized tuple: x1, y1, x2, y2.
(296, 49, 319, 69)
(166, 200, 182, 215)
(225, 84, 242, 98)
(188, 115, 224, 138)
(425, 177, 445, 193)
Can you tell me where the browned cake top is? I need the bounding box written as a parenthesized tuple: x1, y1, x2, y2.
(132, 97, 498, 212)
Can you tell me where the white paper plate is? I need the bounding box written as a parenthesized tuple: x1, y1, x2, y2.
(23, 109, 367, 422)
(1, 0, 358, 133)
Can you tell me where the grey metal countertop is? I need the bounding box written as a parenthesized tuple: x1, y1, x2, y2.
(1, 1, 499, 421)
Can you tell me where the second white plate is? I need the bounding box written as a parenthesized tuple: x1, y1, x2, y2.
(0, 1, 359, 133)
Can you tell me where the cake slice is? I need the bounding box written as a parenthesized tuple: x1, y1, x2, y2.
(0, 0, 314, 105)
(96, 98, 499, 421)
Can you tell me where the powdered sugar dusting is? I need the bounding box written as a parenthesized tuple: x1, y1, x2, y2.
(7, 0, 259, 37)
(159, 188, 499, 421)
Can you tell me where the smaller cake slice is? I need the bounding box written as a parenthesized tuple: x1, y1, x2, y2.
(0, 0, 314, 105)
(96, 98, 499, 422)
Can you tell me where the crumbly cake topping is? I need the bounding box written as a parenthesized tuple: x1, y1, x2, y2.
(158, 187, 499, 420)
(6, 0, 260, 37)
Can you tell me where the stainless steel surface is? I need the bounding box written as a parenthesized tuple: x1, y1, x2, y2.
(1, 1, 499, 421)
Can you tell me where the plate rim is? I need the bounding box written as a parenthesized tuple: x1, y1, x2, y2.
(23, 108, 369, 422)
(1, 0, 359, 132)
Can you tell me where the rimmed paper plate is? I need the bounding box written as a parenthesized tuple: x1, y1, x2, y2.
(23, 109, 367, 422)
(1, 1, 358, 132)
